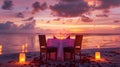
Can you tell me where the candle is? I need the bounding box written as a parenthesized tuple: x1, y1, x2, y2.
(19, 52, 26, 63)
(95, 52, 101, 60)
(22, 45, 25, 53)
(0, 51, 2, 55)
(0, 45, 2, 51)
(25, 43, 28, 48)
(0, 45, 2, 55)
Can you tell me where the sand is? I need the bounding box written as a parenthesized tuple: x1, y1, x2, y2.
(0, 48, 120, 67)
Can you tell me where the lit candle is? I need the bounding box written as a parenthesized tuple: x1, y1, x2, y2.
(19, 52, 26, 63)
(0, 45, 2, 55)
(0, 45, 2, 50)
(95, 52, 101, 60)
(0, 51, 2, 55)
(22, 45, 25, 53)
(25, 43, 28, 48)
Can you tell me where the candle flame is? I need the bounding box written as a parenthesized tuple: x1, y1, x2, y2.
(22, 45, 25, 53)
(22, 43, 28, 53)
(25, 43, 28, 48)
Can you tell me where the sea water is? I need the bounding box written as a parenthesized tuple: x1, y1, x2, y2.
(0, 33, 120, 54)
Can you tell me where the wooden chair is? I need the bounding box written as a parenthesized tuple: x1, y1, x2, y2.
(63, 36, 74, 61)
(39, 35, 57, 61)
(74, 35, 83, 62)
(39, 35, 47, 62)
(63, 35, 83, 61)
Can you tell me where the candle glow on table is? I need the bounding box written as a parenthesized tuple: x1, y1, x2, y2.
(95, 52, 101, 60)
(0, 45, 2, 55)
(19, 52, 26, 63)
(54, 32, 69, 40)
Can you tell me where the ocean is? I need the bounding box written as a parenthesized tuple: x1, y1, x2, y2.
(0, 33, 120, 54)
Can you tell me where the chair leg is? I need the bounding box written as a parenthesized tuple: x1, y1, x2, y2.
(46, 52, 49, 59)
(80, 52, 82, 60)
(56, 51, 57, 61)
(64, 52, 65, 61)
(70, 52, 72, 60)
(49, 52, 50, 60)
(72, 53, 74, 60)
(40, 52, 42, 60)
(74, 53, 76, 62)
(46, 52, 47, 62)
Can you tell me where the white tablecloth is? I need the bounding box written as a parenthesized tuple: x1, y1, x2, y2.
(47, 38, 74, 61)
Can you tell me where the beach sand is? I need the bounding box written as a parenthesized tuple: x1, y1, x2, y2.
(0, 48, 120, 67)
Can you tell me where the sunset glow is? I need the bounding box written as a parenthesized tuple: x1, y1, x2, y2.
(85, 0, 102, 6)
(0, 0, 120, 67)
(0, 0, 119, 34)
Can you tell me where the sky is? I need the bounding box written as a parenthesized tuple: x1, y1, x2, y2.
(0, 0, 120, 34)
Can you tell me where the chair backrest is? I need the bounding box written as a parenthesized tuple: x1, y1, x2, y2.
(39, 35, 47, 52)
(74, 35, 83, 52)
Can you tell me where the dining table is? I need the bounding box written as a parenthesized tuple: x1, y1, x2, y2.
(47, 38, 74, 61)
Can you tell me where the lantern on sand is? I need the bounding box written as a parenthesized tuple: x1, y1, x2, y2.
(0, 45, 2, 55)
(19, 52, 26, 63)
(95, 52, 101, 60)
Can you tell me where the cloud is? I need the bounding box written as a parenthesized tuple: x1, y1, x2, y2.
(96, 0, 120, 9)
(1, 0, 13, 10)
(114, 20, 120, 23)
(50, 0, 89, 17)
(61, 0, 79, 2)
(20, 20, 36, 30)
(0, 21, 17, 30)
(0, 20, 36, 30)
(32, 1, 41, 13)
(81, 15, 93, 22)
(40, 2, 47, 10)
(16, 12, 24, 18)
(22, 17, 34, 21)
(32, 1, 47, 14)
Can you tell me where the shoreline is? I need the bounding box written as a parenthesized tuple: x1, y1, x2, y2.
(1, 47, 120, 55)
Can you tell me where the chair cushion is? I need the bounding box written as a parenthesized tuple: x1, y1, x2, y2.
(75, 46, 81, 48)
(41, 46, 46, 48)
